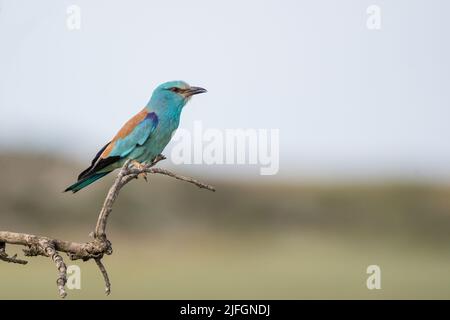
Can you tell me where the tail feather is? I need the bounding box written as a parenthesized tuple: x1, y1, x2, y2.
(64, 172, 111, 193)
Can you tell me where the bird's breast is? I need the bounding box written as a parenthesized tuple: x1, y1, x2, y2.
(138, 115, 180, 161)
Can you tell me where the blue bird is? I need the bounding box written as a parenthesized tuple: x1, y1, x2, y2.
(64, 81, 207, 193)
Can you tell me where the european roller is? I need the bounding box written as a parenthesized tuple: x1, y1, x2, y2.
(64, 81, 207, 193)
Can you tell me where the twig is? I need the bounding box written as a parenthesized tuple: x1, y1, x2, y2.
(41, 240, 68, 298)
(147, 168, 216, 192)
(95, 258, 111, 295)
(0, 242, 28, 265)
(0, 154, 215, 298)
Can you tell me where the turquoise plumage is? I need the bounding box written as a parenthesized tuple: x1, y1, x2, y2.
(65, 81, 207, 193)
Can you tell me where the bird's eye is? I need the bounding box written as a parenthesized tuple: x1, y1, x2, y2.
(169, 87, 182, 93)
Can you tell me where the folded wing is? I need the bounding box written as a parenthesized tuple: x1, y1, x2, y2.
(78, 109, 158, 180)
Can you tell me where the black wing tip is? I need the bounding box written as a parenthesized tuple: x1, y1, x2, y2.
(79, 156, 121, 181)
(77, 141, 112, 180)
(63, 186, 77, 193)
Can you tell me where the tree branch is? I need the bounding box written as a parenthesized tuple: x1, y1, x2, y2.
(0, 154, 215, 298)
(95, 258, 111, 296)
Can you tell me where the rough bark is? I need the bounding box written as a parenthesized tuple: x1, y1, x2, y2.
(0, 155, 215, 298)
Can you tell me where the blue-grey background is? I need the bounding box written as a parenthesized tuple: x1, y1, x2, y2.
(1, 0, 449, 180)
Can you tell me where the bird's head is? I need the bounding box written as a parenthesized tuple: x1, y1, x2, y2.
(148, 81, 207, 111)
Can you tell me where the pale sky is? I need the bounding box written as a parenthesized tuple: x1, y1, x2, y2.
(0, 0, 449, 181)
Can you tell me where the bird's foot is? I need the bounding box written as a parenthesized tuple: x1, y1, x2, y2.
(131, 160, 148, 182)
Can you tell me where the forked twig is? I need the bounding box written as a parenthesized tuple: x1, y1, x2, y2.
(0, 154, 215, 298)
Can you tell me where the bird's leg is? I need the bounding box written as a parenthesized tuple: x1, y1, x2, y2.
(130, 160, 148, 182)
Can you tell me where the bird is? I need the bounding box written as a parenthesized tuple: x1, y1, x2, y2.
(64, 80, 207, 193)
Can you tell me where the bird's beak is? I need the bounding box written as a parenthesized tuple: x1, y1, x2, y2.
(185, 86, 207, 97)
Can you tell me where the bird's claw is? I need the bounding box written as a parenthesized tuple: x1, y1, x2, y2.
(131, 160, 148, 182)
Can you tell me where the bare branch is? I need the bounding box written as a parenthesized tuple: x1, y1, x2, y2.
(93, 159, 132, 240)
(95, 258, 111, 295)
(147, 168, 216, 192)
(94, 154, 167, 239)
(0, 231, 111, 261)
(0, 242, 28, 265)
(41, 240, 68, 298)
(0, 154, 215, 298)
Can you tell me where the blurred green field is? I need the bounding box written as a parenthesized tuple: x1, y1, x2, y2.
(1, 153, 450, 299)
(2, 231, 450, 299)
